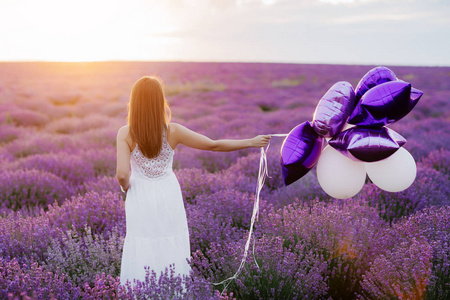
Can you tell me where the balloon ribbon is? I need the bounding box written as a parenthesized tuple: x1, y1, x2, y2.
(212, 133, 288, 296)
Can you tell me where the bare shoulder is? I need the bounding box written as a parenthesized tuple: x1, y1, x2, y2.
(117, 125, 129, 139)
(168, 122, 185, 137)
(167, 123, 185, 149)
(168, 122, 182, 131)
(117, 125, 134, 151)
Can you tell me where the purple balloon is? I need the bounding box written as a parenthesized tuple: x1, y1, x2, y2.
(281, 121, 324, 186)
(410, 87, 424, 103)
(329, 126, 406, 162)
(312, 81, 356, 137)
(348, 81, 423, 127)
(355, 66, 397, 101)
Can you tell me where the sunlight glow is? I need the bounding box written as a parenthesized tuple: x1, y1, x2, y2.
(319, 0, 354, 3)
(0, 0, 180, 62)
(261, 0, 278, 5)
(0, 0, 447, 65)
(318, 0, 371, 4)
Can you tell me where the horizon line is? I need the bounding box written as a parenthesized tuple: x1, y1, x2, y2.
(0, 59, 448, 68)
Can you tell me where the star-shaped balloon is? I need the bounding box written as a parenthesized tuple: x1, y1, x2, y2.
(280, 121, 324, 186)
(328, 126, 406, 162)
(312, 81, 356, 137)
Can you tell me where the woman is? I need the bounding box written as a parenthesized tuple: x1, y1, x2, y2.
(116, 76, 270, 286)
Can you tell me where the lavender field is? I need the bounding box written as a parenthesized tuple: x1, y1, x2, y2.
(0, 62, 449, 299)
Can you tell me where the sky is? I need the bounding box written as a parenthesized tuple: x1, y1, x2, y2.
(0, 0, 449, 66)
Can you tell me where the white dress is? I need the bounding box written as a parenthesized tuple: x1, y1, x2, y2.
(120, 130, 191, 286)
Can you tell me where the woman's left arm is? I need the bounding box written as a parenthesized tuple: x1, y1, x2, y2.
(116, 126, 131, 192)
(169, 123, 271, 151)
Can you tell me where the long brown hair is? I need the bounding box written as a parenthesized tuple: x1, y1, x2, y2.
(128, 76, 171, 158)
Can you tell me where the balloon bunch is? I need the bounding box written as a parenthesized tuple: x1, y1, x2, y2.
(280, 66, 423, 199)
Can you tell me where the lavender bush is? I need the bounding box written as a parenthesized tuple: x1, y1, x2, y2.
(119, 266, 219, 300)
(45, 114, 112, 134)
(45, 191, 126, 237)
(4, 132, 78, 158)
(266, 170, 329, 207)
(359, 237, 432, 299)
(82, 175, 124, 195)
(360, 164, 450, 223)
(80, 272, 123, 300)
(0, 169, 74, 214)
(0, 257, 81, 299)
(0, 125, 22, 144)
(390, 118, 450, 159)
(8, 152, 96, 187)
(0, 211, 56, 266)
(80, 147, 117, 177)
(259, 199, 388, 299)
(175, 168, 222, 203)
(421, 148, 450, 176)
(6, 109, 50, 127)
(393, 206, 450, 299)
(191, 234, 328, 299)
(44, 225, 124, 287)
(186, 190, 258, 253)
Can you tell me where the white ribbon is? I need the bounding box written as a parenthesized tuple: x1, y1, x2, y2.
(212, 133, 288, 296)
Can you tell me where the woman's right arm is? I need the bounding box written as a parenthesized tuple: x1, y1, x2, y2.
(116, 126, 131, 192)
(169, 123, 270, 152)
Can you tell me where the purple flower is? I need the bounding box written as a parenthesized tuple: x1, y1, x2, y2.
(0, 257, 81, 299)
(45, 191, 126, 237)
(0, 169, 74, 215)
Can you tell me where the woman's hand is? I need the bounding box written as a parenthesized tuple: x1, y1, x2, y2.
(251, 135, 271, 148)
(120, 184, 129, 194)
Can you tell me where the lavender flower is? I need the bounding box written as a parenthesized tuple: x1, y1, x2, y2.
(82, 175, 123, 195)
(393, 206, 450, 299)
(119, 265, 219, 299)
(43, 225, 124, 287)
(421, 148, 450, 176)
(7, 109, 49, 127)
(359, 164, 450, 223)
(0, 125, 22, 144)
(0, 211, 57, 266)
(8, 152, 96, 187)
(0, 257, 81, 299)
(45, 191, 126, 238)
(191, 235, 328, 299)
(359, 237, 432, 299)
(0, 169, 74, 214)
(259, 198, 389, 299)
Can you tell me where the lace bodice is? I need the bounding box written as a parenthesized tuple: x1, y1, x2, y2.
(131, 133, 174, 179)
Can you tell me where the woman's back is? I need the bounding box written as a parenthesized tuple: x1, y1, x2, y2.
(130, 128, 174, 180)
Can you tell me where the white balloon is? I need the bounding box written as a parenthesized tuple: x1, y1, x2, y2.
(317, 145, 366, 199)
(365, 147, 417, 192)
